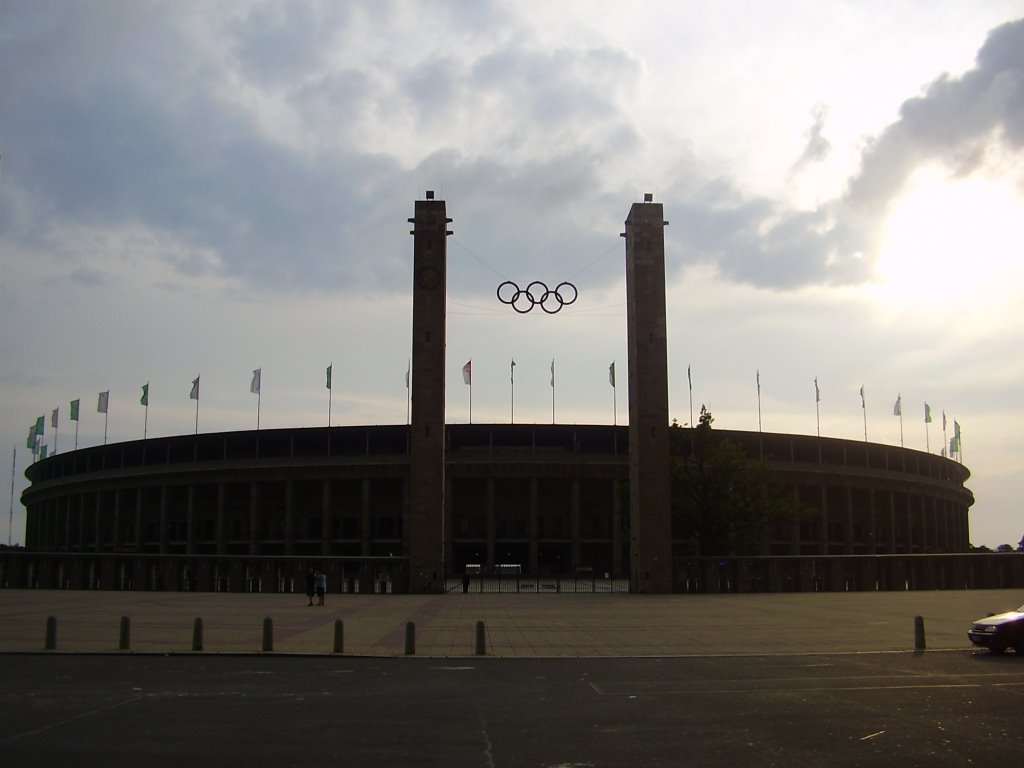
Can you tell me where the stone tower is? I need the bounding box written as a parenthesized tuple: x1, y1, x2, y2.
(623, 196, 673, 593)
(407, 192, 451, 593)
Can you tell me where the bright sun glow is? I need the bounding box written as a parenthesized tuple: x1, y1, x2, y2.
(875, 165, 1024, 307)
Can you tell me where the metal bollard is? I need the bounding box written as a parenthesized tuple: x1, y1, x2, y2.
(475, 620, 486, 656)
(262, 617, 274, 652)
(192, 618, 204, 651)
(333, 619, 344, 654)
(45, 616, 57, 650)
(405, 621, 416, 655)
(914, 615, 926, 650)
(119, 616, 131, 651)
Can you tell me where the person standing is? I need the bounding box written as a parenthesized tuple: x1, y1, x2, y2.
(305, 568, 316, 606)
(315, 569, 327, 606)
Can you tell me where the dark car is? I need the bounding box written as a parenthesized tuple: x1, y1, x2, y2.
(967, 604, 1024, 653)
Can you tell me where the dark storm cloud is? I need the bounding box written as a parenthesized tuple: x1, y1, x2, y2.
(1, 1, 646, 297)
(4, 3, 1021, 298)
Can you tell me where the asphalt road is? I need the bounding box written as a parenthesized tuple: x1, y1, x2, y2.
(1, 651, 1021, 767)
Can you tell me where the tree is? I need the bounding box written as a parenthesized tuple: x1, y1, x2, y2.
(670, 406, 800, 556)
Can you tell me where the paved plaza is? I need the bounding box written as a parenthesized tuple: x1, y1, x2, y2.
(1, 588, 1021, 656)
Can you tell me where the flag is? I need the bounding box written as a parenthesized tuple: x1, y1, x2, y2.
(326, 364, 332, 390)
(190, 376, 200, 400)
(609, 361, 616, 387)
(814, 377, 820, 403)
(950, 436, 959, 454)
(892, 395, 901, 416)
(954, 420, 961, 440)
(756, 370, 760, 394)
(405, 360, 410, 389)
(34, 415, 44, 436)
(140, 383, 149, 407)
(462, 360, 472, 385)
(550, 359, 555, 388)
(70, 399, 80, 421)
(687, 364, 692, 391)
(859, 386, 865, 409)
(250, 368, 261, 394)
(26, 427, 36, 450)
(97, 391, 109, 414)
(942, 410, 947, 431)
(511, 358, 516, 382)
(39, 445, 48, 459)
(924, 403, 931, 423)
(51, 408, 59, 428)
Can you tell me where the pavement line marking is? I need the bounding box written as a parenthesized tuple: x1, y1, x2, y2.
(0, 695, 145, 746)
(478, 712, 495, 768)
(590, 683, 981, 695)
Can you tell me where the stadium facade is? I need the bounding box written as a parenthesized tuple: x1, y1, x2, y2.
(10, 195, 983, 593)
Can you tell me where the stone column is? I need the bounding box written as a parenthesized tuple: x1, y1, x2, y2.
(216, 483, 226, 556)
(407, 192, 451, 592)
(623, 196, 673, 593)
(284, 479, 294, 556)
(570, 479, 581, 572)
(486, 478, 496, 569)
(361, 477, 371, 557)
(321, 479, 333, 556)
(528, 477, 539, 575)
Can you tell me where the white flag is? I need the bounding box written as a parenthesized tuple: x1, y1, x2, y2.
(550, 359, 555, 388)
(462, 359, 472, 385)
(97, 390, 109, 414)
(189, 376, 200, 400)
(893, 395, 902, 416)
(250, 368, 262, 394)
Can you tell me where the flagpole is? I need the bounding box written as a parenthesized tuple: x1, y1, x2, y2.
(104, 411, 108, 445)
(861, 386, 868, 442)
(327, 364, 333, 427)
(405, 360, 411, 426)
(756, 370, 762, 432)
(550, 359, 555, 425)
(924, 404, 930, 453)
(896, 394, 904, 447)
(8, 446, 15, 546)
(814, 378, 820, 437)
(194, 376, 200, 435)
(144, 383, 149, 440)
(74, 419, 79, 451)
(687, 364, 693, 428)
(510, 359, 515, 424)
(53, 412, 59, 455)
(612, 370, 617, 427)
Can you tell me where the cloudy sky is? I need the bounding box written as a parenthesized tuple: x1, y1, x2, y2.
(3, 0, 1024, 548)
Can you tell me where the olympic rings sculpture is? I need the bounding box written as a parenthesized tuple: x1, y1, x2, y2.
(496, 280, 579, 314)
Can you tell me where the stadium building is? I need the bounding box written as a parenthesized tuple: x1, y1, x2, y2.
(10, 195, 983, 593)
